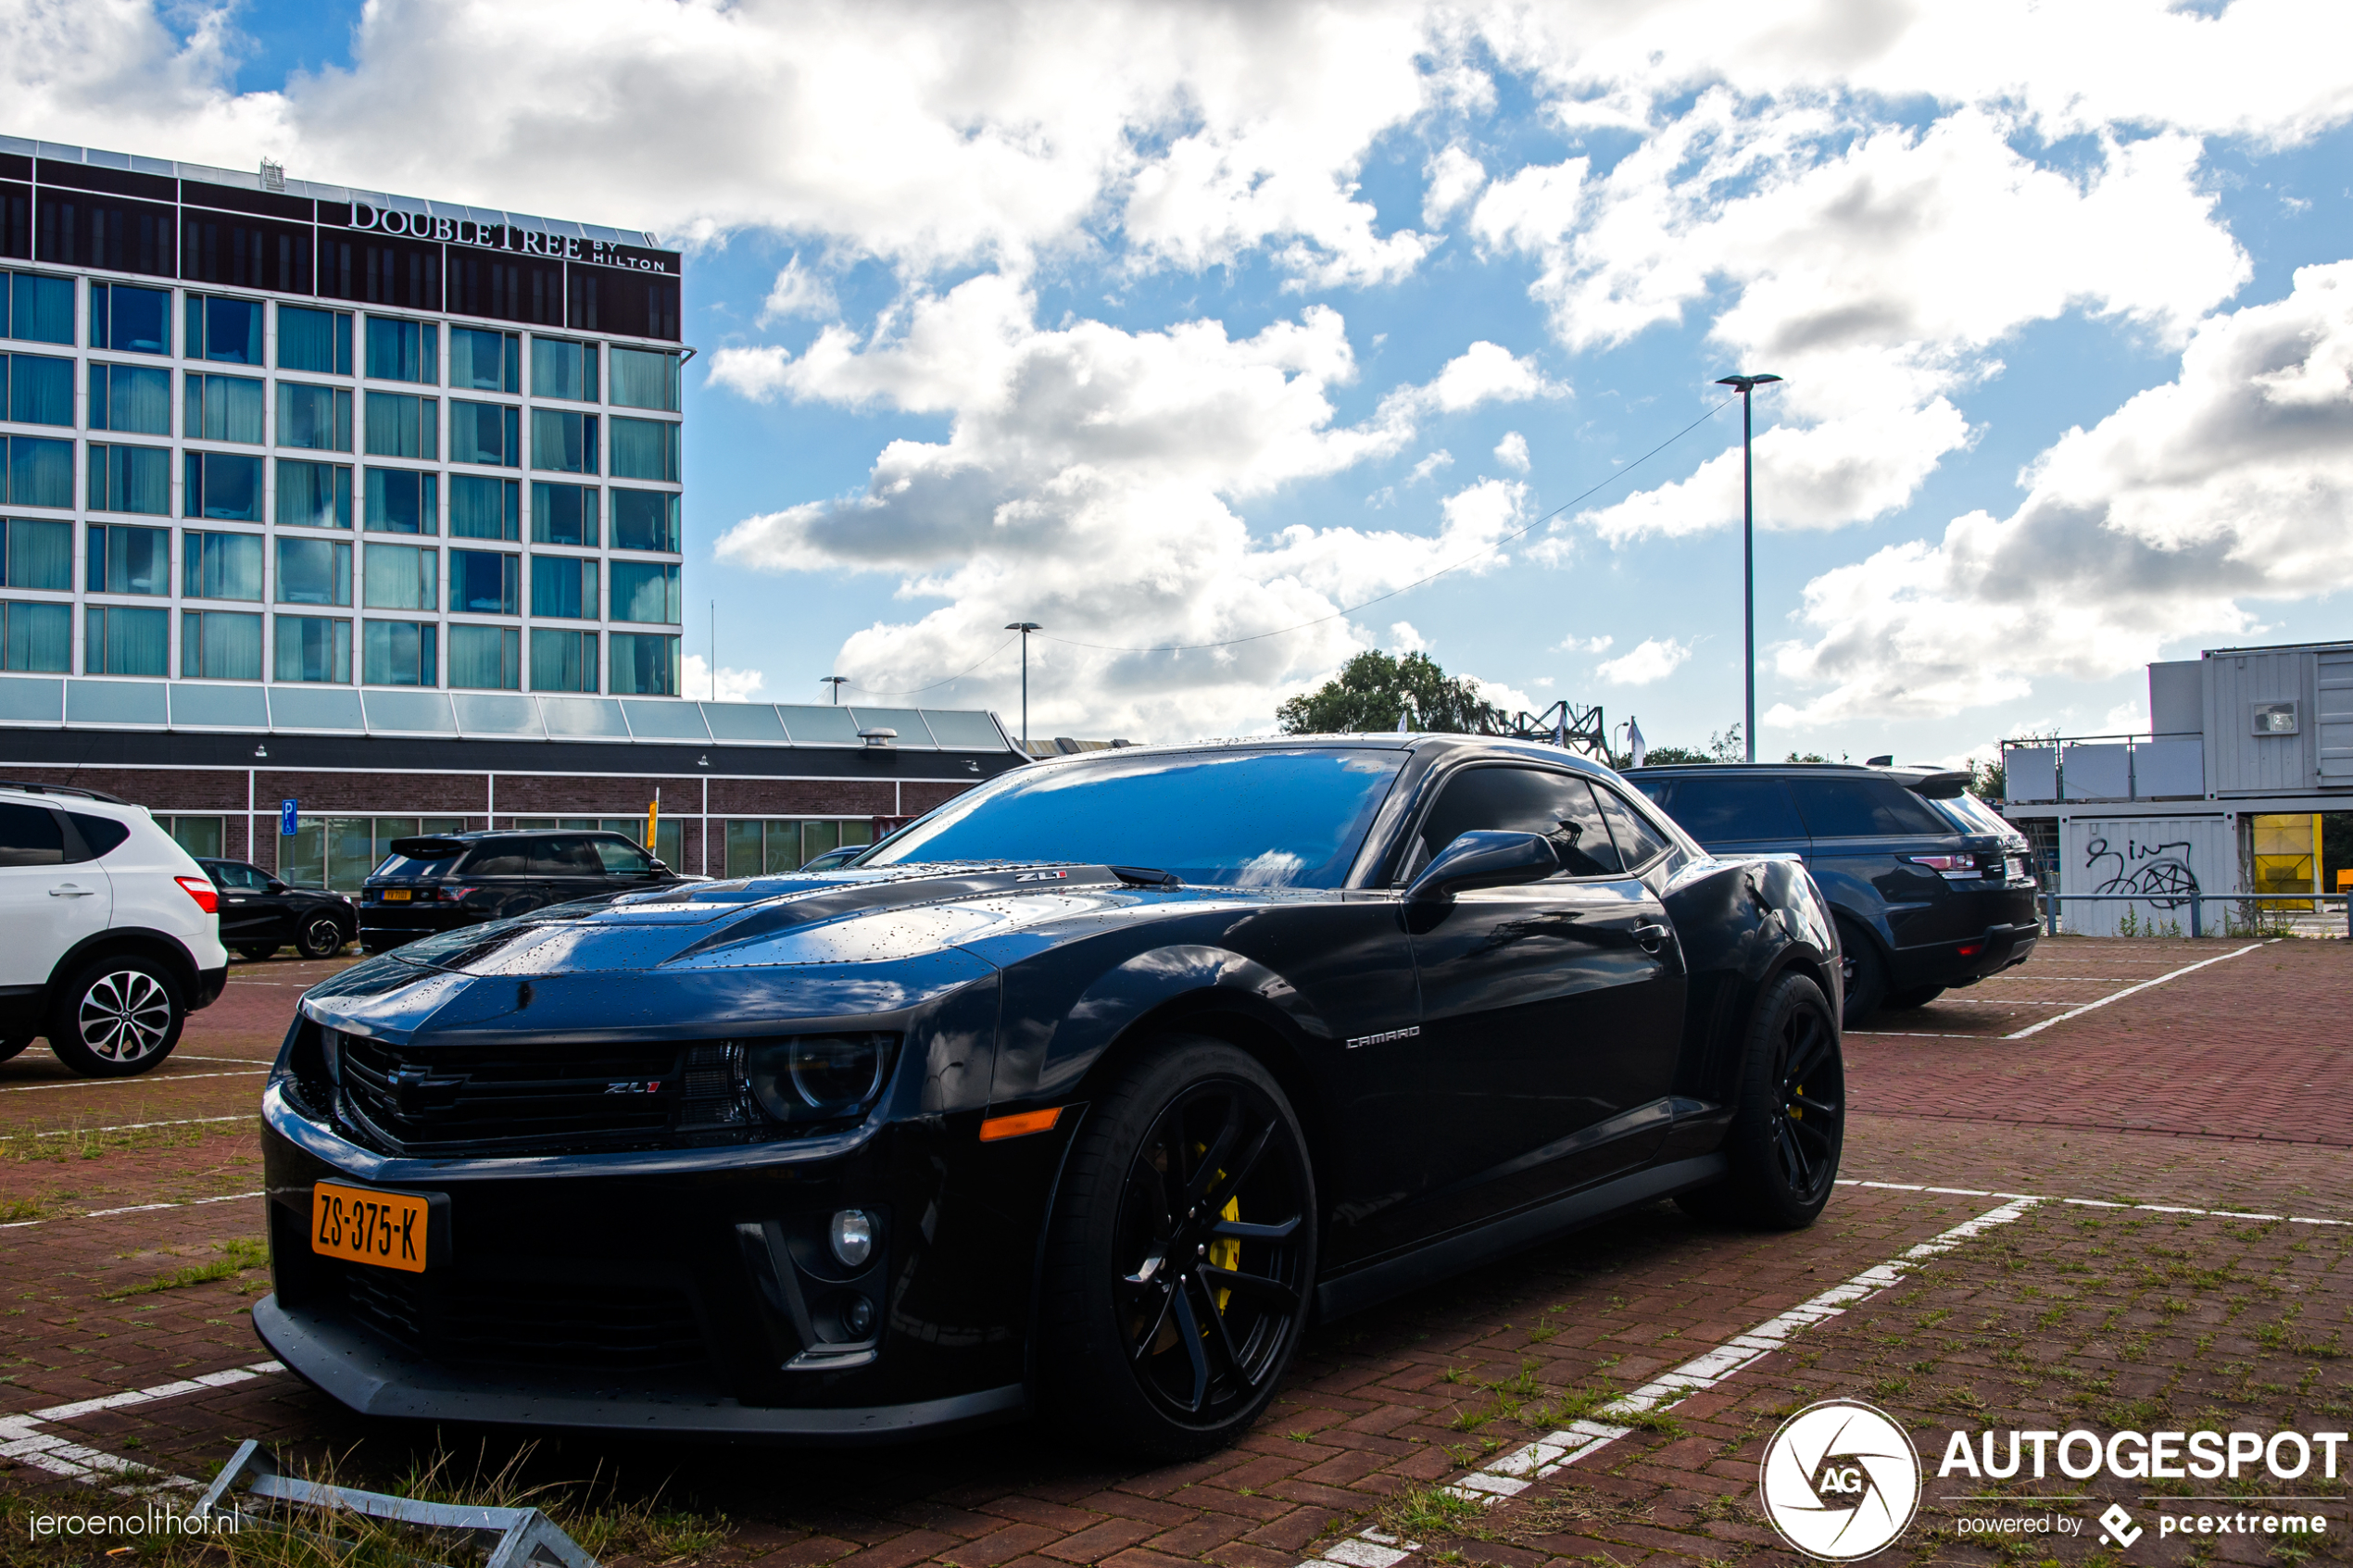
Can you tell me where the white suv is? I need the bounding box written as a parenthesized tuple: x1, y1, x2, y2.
(0, 782, 229, 1077)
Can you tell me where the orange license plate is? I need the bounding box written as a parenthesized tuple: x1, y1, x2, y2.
(310, 1182, 430, 1273)
(381, 889, 410, 901)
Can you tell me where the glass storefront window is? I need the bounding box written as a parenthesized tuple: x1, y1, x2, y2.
(721, 818, 874, 878)
(280, 815, 465, 892)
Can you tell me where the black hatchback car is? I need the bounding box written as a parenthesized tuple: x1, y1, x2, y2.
(359, 830, 685, 952)
(197, 859, 358, 961)
(1624, 763, 2038, 1025)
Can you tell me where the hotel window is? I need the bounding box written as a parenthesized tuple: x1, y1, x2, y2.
(0, 599, 70, 672)
(449, 548, 519, 615)
(278, 304, 353, 376)
(449, 327, 521, 393)
(609, 417, 679, 483)
(84, 604, 168, 676)
(363, 619, 436, 687)
(3, 271, 75, 345)
(180, 608, 262, 681)
(1, 436, 73, 509)
(362, 543, 436, 611)
(449, 399, 520, 467)
(608, 631, 680, 696)
(529, 554, 598, 620)
(530, 483, 598, 546)
(529, 627, 597, 693)
(276, 459, 352, 530)
(531, 336, 598, 402)
(277, 383, 354, 452)
(531, 408, 597, 474)
(609, 348, 681, 412)
(88, 282, 170, 355)
(87, 444, 169, 515)
(0, 352, 71, 426)
(276, 536, 352, 607)
(450, 474, 520, 541)
(366, 316, 439, 384)
(85, 523, 170, 595)
(183, 295, 263, 365)
(88, 363, 170, 434)
(0, 518, 70, 591)
(364, 468, 439, 535)
(274, 613, 351, 684)
(610, 559, 680, 624)
(610, 488, 680, 554)
(183, 451, 263, 521)
(449, 623, 521, 691)
(184, 372, 266, 444)
(182, 530, 263, 600)
(363, 391, 438, 459)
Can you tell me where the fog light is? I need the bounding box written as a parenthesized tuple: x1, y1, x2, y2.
(841, 1294, 876, 1338)
(829, 1209, 875, 1269)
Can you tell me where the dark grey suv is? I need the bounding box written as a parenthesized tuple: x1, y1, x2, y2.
(1624, 763, 2038, 1025)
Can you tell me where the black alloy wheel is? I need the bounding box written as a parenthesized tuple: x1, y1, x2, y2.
(296, 913, 346, 960)
(1041, 1037, 1316, 1457)
(1677, 972, 1844, 1229)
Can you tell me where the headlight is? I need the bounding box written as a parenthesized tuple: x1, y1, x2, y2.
(745, 1034, 897, 1123)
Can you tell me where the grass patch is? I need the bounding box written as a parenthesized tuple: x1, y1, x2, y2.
(104, 1237, 270, 1299)
(0, 1119, 247, 1165)
(1377, 1483, 1490, 1544)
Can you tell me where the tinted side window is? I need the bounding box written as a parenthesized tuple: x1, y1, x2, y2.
(66, 812, 130, 859)
(1421, 767, 1623, 877)
(1595, 785, 1674, 870)
(1787, 777, 1953, 838)
(455, 844, 529, 877)
(590, 838, 652, 875)
(0, 803, 64, 866)
(1657, 776, 1805, 842)
(529, 835, 605, 875)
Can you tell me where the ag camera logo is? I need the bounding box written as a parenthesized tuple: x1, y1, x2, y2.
(1760, 1399, 1923, 1561)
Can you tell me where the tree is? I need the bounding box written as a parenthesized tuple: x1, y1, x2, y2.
(1275, 650, 1503, 734)
(1969, 758, 2006, 806)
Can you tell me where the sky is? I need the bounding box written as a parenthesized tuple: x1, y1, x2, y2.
(11, 0, 2353, 763)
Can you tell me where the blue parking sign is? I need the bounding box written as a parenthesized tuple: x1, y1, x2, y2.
(281, 799, 298, 837)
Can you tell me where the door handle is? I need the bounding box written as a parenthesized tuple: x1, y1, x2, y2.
(49, 884, 95, 898)
(1631, 921, 1670, 951)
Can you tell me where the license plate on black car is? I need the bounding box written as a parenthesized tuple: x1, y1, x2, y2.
(311, 1181, 429, 1273)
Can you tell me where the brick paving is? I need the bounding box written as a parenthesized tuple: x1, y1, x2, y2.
(0, 936, 2346, 1566)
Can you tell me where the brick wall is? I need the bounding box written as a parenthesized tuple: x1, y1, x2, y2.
(491, 774, 703, 816)
(707, 778, 897, 815)
(256, 771, 488, 813)
(902, 782, 978, 814)
(1, 766, 248, 810)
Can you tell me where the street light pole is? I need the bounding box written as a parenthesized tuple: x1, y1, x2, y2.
(1005, 622, 1042, 755)
(1715, 372, 1780, 762)
(821, 676, 847, 705)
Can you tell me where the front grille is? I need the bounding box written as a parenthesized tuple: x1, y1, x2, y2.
(336, 1034, 715, 1154)
(337, 1263, 708, 1371)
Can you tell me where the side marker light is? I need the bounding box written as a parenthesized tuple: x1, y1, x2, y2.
(979, 1107, 1062, 1142)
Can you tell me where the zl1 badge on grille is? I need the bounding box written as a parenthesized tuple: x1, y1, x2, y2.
(312, 1180, 431, 1273)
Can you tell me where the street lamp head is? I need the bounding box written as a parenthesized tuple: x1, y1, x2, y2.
(1006, 621, 1042, 633)
(1716, 373, 1782, 391)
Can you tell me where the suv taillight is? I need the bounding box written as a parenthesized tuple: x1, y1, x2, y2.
(1905, 854, 1978, 873)
(175, 875, 220, 914)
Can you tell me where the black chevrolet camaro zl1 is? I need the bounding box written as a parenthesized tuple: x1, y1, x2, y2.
(257, 736, 1846, 1455)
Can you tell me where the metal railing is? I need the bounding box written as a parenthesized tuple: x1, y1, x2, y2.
(2038, 890, 2351, 940)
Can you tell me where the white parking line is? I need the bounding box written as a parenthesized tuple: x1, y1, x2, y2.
(0, 1070, 270, 1093)
(0, 1190, 262, 1231)
(0, 1114, 250, 1140)
(0, 1361, 284, 1493)
(2003, 942, 2262, 1040)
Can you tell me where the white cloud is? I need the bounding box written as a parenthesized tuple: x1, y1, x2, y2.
(705, 345, 795, 402)
(1389, 621, 1429, 653)
(1555, 633, 1614, 654)
(1492, 430, 1530, 472)
(1407, 450, 1454, 484)
(1415, 341, 1566, 413)
(1768, 261, 2353, 725)
(760, 256, 839, 323)
(1422, 144, 1487, 227)
(1596, 636, 1693, 685)
(683, 654, 770, 705)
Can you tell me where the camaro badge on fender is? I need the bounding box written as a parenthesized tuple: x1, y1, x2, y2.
(1346, 1026, 1420, 1049)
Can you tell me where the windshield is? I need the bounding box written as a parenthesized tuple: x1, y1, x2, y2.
(1930, 789, 2023, 841)
(371, 851, 463, 881)
(862, 747, 1407, 888)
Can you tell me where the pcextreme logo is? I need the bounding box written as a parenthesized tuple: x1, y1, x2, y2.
(1759, 1399, 1923, 1561)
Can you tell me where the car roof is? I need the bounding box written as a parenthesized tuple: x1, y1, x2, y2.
(1018, 733, 1617, 774)
(0, 779, 131, 806)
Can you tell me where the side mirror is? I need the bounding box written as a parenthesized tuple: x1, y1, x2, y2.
(646, 859, 670, 875)
(267, 880, 288, 893)
(1404, 831, 1562, 907)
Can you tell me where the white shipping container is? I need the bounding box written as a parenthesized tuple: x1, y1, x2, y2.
(2057, 816, 2235, 935)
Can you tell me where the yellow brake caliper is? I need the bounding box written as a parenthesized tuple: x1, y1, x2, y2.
(1211, 1194, 1240, 1311)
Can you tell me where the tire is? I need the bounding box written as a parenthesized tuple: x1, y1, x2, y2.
(1836, 919, 1886, 1029)
(295, 914, 346, 960)
(47, 958, 185, 1078)
(1038, 1036, 1317, 1459)
(1676, 972, 1843, 1230)
(0, 1036, 31, 1063)
(236, 945, 278, 962)
(1882, 985, 1944, 1010)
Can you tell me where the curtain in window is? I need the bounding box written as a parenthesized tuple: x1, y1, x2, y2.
(531, 339, 596, 401)
(609, 417, 679, 483)
(448, 329, 518, 393)
(363, 620, 436, 686)
(90, 605, 169, 675)
(94, 525, 170, 595)
(185, 532, 264, 600)
(448, 401, 518, 467)
(531, 408, 595, 473)
(608, 632, 679, 696)
(7, 354, 73, 425)
(363, 543, 436, 610)
(192, 297, 264, 364)
(187, 373, 267, 443)
(366, 319, 438, 383)
(277, 306, 349, 375)
(8, 437, 75, 508)
(530, 483, 598, 546)
(4, 519, 71, 591)
(274, 615, 352, 682)
(277, 536, 353, 606)
(448, 623, 520, 690)
(276, 460, 352, 529)
(365, 469, 438, 534)
(364, 393, 437, 458)
(610, 559, 680, 624)
(529, 554, 594, 619)
(449, 474, 519, 540)
(529, 628, 596, 692)
(449, 549, 517, 615)
(609, 348, 680, 412)
(90, 445, 170, 515)
(11, 274, 75, 345)
(186, 452, 263, 521)
(278, 383, 352, 451)
(610, 488, 677, 552)
(1, 600, 70, 671)
(98, 364, 172, 434)
(182, 609, 263, 680)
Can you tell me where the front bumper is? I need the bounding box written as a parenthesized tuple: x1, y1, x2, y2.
(257, 1083, 1074, 1442)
